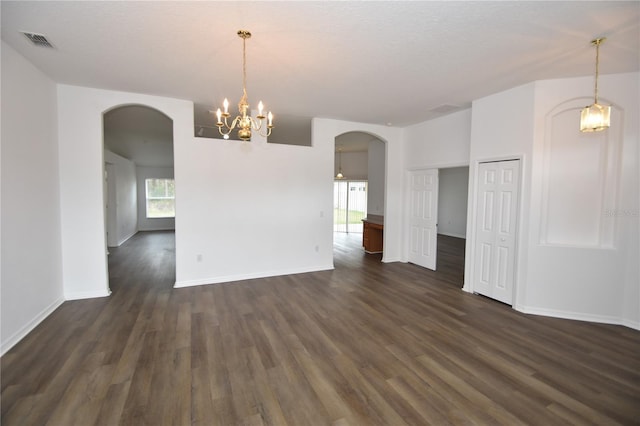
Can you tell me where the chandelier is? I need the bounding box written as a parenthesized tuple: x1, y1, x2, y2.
(215, 30, 274, 141)
(580, 38, 611, 132)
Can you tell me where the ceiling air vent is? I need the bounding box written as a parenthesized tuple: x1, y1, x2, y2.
(430, 104, 460, 115)
(21, 32, 54, 48)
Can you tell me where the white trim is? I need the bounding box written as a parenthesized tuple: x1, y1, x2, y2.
(406, 161, 469, 172)
(464, 155, 525, 304)
(621, 319, 640, 331)
(137, 226, 175, 232)
(116, 230, 137, 247)
(174, 264, 334, 288)
(64, 289, 111, 301)
(515, 304, 640, 331)
(0, 297, 65, 356)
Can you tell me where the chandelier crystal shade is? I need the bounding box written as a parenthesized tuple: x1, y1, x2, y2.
(580, 38, 611, 133)
(215, 30, 274, 141)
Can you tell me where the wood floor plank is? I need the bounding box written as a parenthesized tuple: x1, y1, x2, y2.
(2, 231, 639, 425)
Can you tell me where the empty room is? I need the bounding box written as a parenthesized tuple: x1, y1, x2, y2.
(1, 2, 639, 425)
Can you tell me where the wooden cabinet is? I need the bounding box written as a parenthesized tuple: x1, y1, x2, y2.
(362, 215, 384, 254)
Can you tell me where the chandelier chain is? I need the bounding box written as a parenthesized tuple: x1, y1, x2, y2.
(594, 39, 601, 104)
(242, 34, 248, 100)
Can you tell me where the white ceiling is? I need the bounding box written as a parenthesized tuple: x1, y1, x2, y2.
(2, 1, 639, 161)
(104, 105, 174, 167)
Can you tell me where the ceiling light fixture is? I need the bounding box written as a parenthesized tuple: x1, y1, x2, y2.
(215, 30, 274, 141)
(336, 148, 345, 179)
(580, 38, 610, 132)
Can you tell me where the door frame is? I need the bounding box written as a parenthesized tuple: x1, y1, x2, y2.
(404, 163, 470, 270)
(463, 155, 525, 306)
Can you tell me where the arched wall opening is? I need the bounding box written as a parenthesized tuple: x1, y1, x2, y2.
(102, 104, 175, 292)
(333, 131, 386, 252)
(311, 118, 404, 264)
(57, 85, 193, 300)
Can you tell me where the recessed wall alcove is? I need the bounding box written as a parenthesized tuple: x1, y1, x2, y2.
(539, 97, 622, 248)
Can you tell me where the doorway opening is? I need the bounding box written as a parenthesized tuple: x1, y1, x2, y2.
(102, 104, 175, 292)
(407, 165, 469, 287)
(332, 131, 386, 259)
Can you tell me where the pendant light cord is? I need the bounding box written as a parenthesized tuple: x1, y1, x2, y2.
(593, 38, 605, 104)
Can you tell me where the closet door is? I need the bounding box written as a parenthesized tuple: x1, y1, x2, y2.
(473, 160, 520, 304)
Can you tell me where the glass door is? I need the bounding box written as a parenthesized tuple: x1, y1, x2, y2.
(334, 181, 367, 233)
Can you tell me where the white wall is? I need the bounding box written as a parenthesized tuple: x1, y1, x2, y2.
(438, 167, 469, 238)
(105, 150, 137, 246)
(523, 73, 639, 328)
(335, 151, 367, 180)
(314, 119, 404, 263)
(137, 166, 175, 231)
(464, 73, 639, 329)
(1, 42, 64, 355)
(402, 109, 472, 261)
(404, 109, 471, 169)
(175, 132, 333, 286)
(367, 139, 385, 216)
(465, 82, 536, 304)
(57, 85, 193, 299)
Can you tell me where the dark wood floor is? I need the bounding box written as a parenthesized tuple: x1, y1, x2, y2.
(2, 231, 639, 425)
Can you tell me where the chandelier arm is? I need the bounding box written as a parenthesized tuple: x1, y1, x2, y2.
(217, 126, 231, 137)
(230, 116, 241, 131)
(257, 126, 273, 138)
(250, 117, 263, 131)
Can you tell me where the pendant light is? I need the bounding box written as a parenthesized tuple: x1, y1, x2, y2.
(336, 148, 344, 179)
(580, 38, 611, 132)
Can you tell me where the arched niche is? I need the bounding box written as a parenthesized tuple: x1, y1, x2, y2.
(539, 96, 623, 248)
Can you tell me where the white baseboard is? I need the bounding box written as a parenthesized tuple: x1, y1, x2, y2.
(1, 297, 65, 356)
(174, 264, 334, 288)
(621, 318, 640, 331)
(64, 288, 111, 301)
(117, 230, 138, 246)
(515, 304, 640, 331)
(438, 232, 466, 239)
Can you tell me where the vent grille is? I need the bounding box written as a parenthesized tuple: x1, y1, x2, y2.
(22, 32, 54, 48)
(430, 104, 460, 114)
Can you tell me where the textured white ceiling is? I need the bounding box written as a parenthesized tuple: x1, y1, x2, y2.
(2, 1, 639, 131)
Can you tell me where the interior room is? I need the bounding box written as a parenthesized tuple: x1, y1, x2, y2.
(1, 2, 639, 424)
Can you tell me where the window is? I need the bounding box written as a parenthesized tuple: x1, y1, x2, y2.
(145, 178, 175, 218)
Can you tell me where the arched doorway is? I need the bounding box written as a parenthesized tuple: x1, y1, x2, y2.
(333, 131, 386, 255)
(102, 104, 175, 291)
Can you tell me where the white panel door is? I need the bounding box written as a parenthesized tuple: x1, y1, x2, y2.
(408, 169, 438, 270)
(473, 160, 520, 304)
